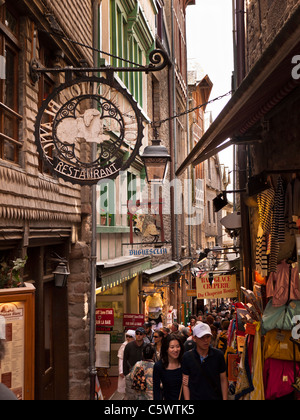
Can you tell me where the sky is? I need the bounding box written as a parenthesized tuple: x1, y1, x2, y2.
(186, 0, 234, 172)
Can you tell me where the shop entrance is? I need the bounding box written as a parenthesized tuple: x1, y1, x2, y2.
(26, 245, 69, 400)
(37, 280, 68, 400)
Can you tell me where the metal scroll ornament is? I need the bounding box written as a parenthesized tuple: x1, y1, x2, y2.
(35, 76, 144, 185)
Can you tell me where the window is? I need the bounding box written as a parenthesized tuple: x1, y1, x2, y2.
(97, 171, 142, 229)
(127, 171, 137, 225)
(110, 1, 144, 106)
(207, 158, 211, 180)
(213, 207, 216, 224)
(127, 171, 137, 202)
(207, 200, 211, 224)
(99, 180, 116, 227)
(0, 5, 21, 164)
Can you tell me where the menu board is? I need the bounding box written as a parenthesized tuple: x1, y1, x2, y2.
(0, 284, 35, 400)
(95, 334, 111, 368)
(96, 308, 114, 332)
(0, 301, 25, 400)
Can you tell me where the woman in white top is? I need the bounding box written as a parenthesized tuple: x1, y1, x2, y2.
(117, 330, 135, 393)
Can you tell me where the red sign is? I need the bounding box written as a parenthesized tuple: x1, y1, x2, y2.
(123, 314, 144, 329)
(245, 323, 256, 336)
(96, 308, 114, 331)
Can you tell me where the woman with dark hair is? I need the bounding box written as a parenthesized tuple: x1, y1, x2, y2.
(153, 334, 184, 400)
(153, 330, 164, 362)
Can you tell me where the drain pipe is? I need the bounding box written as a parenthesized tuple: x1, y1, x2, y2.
(169, 67, 176, 261)
(89, 0, 99, 400)
(171, 0, 179, 262)
(184, 13, 192, 260)
(236, 0, 245, 86)
(232, 0, 237, 212)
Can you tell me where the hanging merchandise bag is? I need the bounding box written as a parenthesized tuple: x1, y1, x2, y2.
(263, 329, 300, 362)
(262, 299, 300, 334)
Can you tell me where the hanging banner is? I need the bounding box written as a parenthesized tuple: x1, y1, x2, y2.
(35, 76, 144, 185)
(196, 274, 237, 300)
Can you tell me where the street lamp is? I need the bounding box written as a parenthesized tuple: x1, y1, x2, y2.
(53, 261, 70, 288)
(140, 138, 171, 184)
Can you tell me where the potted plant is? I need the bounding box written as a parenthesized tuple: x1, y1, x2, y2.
(0, 256, 28, 289)
(100, 213, 113, 226)
(100, 214, 107, 225)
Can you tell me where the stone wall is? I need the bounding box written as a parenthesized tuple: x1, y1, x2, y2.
(41, 0, 93, 64)
(246, 0, 300, 72)
(68, 241, 91, 400)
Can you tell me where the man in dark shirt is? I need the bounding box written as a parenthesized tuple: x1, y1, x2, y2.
(143, 322, 154, 344)
(123, 327, 146, 376)
(182, 322, 228, 400)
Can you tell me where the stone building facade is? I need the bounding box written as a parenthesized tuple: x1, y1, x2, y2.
(243, 1, 300, 280)
(245, 0, 300, 71)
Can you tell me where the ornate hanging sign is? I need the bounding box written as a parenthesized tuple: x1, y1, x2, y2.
(35, 76, 144, 185)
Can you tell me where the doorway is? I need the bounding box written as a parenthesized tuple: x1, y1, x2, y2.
(26, 245, 69, 400)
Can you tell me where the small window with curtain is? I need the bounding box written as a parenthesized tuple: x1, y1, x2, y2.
(0, 4, 22, 164)
(99, 180, 116, 227)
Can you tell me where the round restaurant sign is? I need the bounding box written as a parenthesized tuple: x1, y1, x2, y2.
(35, 76, 144, 185)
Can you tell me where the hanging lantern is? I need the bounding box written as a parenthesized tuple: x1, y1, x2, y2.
(140, 139, 171, 184)
(53, 262, 70, 288)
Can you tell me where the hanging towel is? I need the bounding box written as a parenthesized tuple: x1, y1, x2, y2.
(250, 322, 265, 400)
(269, 177, 286, 272)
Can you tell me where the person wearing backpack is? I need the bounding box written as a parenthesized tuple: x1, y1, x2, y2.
(123, 326, 147, 400)
(130, 344, 155, 400)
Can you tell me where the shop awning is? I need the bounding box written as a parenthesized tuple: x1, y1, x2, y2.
(179, 258, 192, 268)
(143, 260, 181, 283)
(96, 255, 151, 293)
(176, 7, 300, 175)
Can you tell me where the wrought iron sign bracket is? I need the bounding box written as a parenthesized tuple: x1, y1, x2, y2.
(33, 49, 169, 186)
(30, 49, 169, 84)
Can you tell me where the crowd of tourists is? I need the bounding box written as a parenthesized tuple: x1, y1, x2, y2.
(118, 304, 236, 401)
